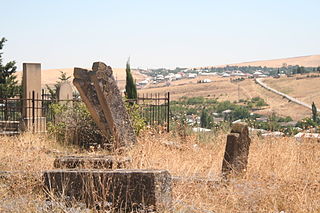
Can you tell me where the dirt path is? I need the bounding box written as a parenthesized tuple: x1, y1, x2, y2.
(255, 78, 312, 110)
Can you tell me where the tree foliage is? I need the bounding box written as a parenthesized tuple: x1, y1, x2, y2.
(125, 59, 137, 100)
(0, 37, 20, 98)
(312, 102, 318, 123)
(200, 108, 212, 128)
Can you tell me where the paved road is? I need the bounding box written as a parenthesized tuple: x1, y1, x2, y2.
(255, 78, 312, 110)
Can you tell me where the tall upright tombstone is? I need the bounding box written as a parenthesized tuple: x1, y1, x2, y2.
(22, 63, 46, 132)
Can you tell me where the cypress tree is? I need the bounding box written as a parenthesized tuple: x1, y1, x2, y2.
(125, 59, 137, 100)
(312, 102, 317, 123)
(200, 109, 208, 128)
(200, 108, 212, 128)
(0, 37, 20, 98)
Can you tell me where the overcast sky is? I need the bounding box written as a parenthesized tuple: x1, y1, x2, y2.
(1, 0, 320, 70)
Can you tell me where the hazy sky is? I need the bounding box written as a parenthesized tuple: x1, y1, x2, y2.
(1, 0, 320, 70)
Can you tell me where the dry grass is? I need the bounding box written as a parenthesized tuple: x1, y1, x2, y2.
(1, 130, 319, 212)
(128, 130, 320, 212)
(0, 133, 81, 212)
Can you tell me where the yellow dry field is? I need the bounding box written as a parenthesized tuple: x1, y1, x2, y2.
(0, 131, 319, 212)
(140, 76, 310, 120)
(15, 67, 147, 90)
(217, 54, 320, 68)
(264, 75, 320, 108)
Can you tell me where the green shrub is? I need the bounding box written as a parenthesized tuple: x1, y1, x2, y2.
(232, 106, 250, 120)
(215, 101, 234, 113)
(186, 96, 205, 105)
(125, 102, 146, 135)
(47, 102, 109, 148)
(296, 117, 318, 129)
(278, 116, 293, 122)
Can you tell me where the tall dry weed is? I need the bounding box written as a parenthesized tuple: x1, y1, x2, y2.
(128, 130, 320, 212)
(0, 130, 319, 212)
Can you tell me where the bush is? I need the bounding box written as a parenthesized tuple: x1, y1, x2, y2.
(125, 102, 146, 135)
(296, 117, 318, 130)
(247, 97, 268, 108)
(215, 101, 234, 113)
(232, 106, 250, 120)
(278, 116, 293, 122)
(47, 102, 109, 148)
(186, 97, 205, 105)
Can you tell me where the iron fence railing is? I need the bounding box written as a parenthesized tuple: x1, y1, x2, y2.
(0, 90, 170, 134)
(136, 92, 170, 132)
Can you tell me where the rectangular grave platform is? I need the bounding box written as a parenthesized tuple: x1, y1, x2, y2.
(53, 155, 131, 169)
(43, 169, 172, 212)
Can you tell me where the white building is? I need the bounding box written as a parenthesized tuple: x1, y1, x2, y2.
(175, 74, 182, 80)
(188, 73, 197, 78)
(222, 73, 231, 77)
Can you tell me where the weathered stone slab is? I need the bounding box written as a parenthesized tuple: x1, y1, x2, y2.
(222, 122, 251, 176)
(73, 62, 136, 149)
(58, 82, 73, 106)
(53, 155, 131, 169)
(73, 68, 112, 140)
(43, 169, 172, 212)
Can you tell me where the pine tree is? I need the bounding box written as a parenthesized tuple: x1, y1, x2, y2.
(312, 102, 317, 123)
(125, 59, 137, 100)
(0, 38, 20, 98)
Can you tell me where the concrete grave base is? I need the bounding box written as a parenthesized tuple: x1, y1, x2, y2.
(53, 155, 131, 169)
(43, 169, 172, 212)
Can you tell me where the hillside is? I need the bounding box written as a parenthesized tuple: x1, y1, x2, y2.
(217, 55, 320, 68)
(140, 76, 312, 121)
(15, 67, 147, 90)
(263, 75, 320, 108)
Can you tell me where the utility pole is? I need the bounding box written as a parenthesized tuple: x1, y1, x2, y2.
(238, 84, 240, 101)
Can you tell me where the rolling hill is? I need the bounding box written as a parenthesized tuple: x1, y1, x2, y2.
(15, 67, 147, 90)
(216, 55, 320, 68)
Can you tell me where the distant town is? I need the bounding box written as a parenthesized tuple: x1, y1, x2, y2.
(135, 65, 320, 89)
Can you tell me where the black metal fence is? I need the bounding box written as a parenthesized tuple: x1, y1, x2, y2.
(0, 90, 170, 134)
(0, 90, 57, 134)
(134, 92, 170, 132)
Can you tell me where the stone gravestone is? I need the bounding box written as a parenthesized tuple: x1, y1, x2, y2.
(43, 169, 172, 212)
(58, 81, 73, 106)
(21, 63, 46, 132)
(73, 62, 136, 149)
(222, 122, 251, 176)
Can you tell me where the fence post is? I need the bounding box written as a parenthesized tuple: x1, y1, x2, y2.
(4, 98, 8, 120)
(32, 90, 35, 132)
(167, 92, 170, 132)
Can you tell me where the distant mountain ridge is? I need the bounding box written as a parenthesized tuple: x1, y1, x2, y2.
(215, 55, 320, 68)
